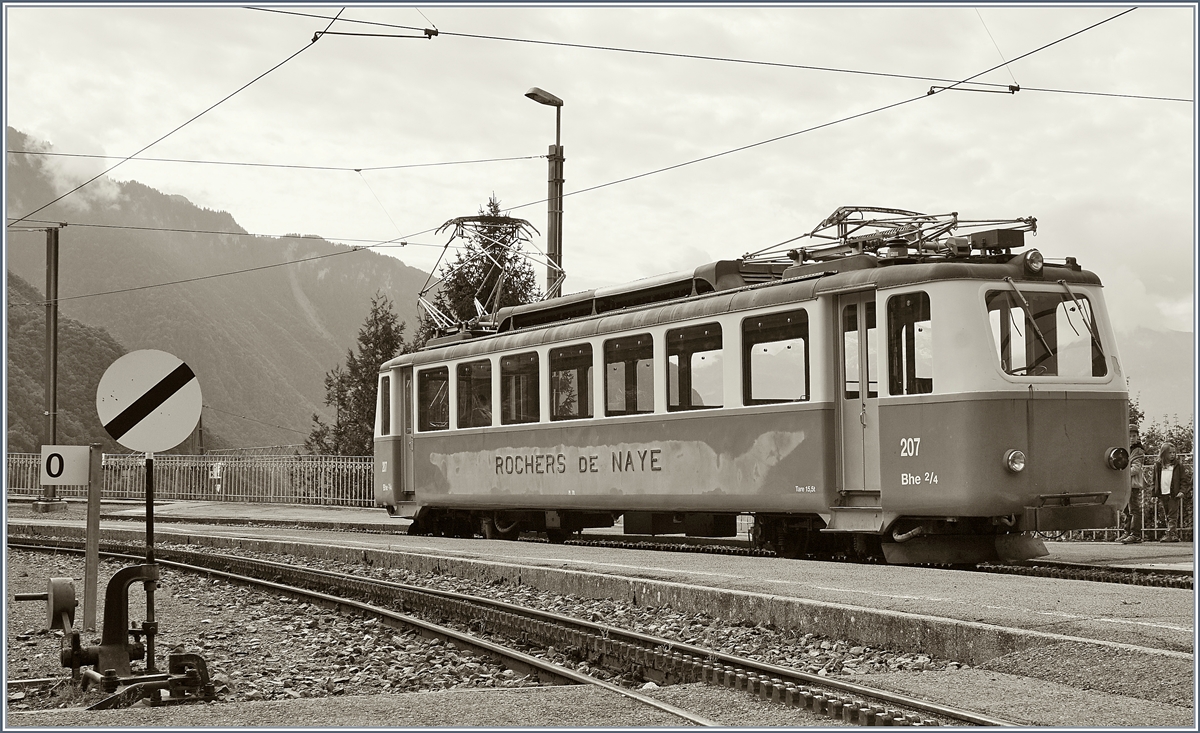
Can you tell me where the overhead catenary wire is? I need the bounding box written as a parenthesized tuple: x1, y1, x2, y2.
(499, 7, 1140, 218)
(7, 217, 447, 250)
(5, 149, 546, 172)
(975, 8, 1020, 87)
(249, 6, 1188, 103)
(4, 221, 452, 307)
(203, 404, 308, 436)
(414, 6, 438, 31)
(6, 8, 348, 229)
(357, 171, 405, 236)
(8, 8, 1145, 308)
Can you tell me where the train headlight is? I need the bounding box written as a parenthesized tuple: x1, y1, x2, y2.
(1023, 249, 1044, 275)
(1004, 449, 1026, 473)
(1106, 447, 1130, 470)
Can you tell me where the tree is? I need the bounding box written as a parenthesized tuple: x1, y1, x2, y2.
(415, 195, 541, 345)
(306, 292, 409, 456)
(1142, 415, 1194, 462)
(1129, 393, 1145, 436)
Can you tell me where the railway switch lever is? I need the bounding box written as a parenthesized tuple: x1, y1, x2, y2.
(14, 576, 76, 632)
(17, 563, 214, 709)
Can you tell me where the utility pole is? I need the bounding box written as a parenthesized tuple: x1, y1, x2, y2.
(45, 225, 59, 446)
(34, 224, 68, 513)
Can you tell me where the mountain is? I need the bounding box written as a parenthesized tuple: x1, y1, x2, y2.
(5, 271, 231, 453)
(1118, 327, 1194, 428)
(5, 127, 430, 449)
(7, 128, 1190, 448)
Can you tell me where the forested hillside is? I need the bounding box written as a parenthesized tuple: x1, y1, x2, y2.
(5, 272, 229, 453)
(6, 127, 429, 448)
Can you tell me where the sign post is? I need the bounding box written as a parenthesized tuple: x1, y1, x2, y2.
(84, 444, 102, 631)
(33, 445, 87, 513)
(97, 350, 202, 675)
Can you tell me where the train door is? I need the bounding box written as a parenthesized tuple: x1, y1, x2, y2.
(401, 366, 415, 499)
(838, 292, 880, 496)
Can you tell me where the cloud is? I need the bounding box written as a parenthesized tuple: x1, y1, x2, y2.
(4, 5, 1193, 327)
(24, 129, 123, 213)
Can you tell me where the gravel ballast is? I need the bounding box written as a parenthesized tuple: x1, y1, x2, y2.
(6, 544, 1193, 727)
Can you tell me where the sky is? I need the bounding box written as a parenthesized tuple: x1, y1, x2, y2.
(3, 3, 1196, 336)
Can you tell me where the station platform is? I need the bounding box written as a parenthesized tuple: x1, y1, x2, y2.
(8, 497, 1195, 722)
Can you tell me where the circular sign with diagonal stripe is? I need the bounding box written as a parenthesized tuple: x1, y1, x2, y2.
(96, 350, 202, 453)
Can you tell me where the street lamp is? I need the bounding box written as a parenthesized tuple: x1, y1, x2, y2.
(525, 87, 564, 298)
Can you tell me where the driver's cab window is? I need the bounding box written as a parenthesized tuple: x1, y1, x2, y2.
(986, 289, 1106, 378)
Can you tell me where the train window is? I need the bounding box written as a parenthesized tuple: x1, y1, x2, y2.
(842, 303, 877, 399)
(843, 306, 860, 399)
(604, 334, 654, 416)
(379, 376, 391, 436)
(743, 310, 809, 404)
(887, 292, 933, 395)
(457, 359, 492, 429)
(551, 344, 593, 421)
(500, 352, 540, 424)
(417, 367, 449, 431)
(986, 290, 1106, 378)
(866, 303, 878, 397)
(667, 323, 723, 411)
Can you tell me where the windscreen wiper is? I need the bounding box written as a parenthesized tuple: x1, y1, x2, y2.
(1003, 277, 1054, 363)
(1058, 280, 1104, 355)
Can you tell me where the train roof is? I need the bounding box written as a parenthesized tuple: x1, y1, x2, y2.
(383, 245, 1102, 370)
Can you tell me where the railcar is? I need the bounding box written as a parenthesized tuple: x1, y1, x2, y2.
(373, 208, 1131, 564)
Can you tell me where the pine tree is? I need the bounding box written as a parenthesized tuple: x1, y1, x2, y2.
(306, 292, 408, 455)
(415, 196, 541, 345)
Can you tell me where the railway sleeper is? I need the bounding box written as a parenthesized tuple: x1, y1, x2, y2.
(15, 540, 969, 723)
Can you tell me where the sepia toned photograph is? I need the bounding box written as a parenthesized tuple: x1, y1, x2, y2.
(3, 2, 1195, 728)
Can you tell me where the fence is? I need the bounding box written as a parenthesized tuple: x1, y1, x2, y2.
(6, 453, 374, 507)
(1068, 452, 1193, 542)
(5, 452, 1193, 536)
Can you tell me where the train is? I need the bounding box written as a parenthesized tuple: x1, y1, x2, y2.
(373, 207, 1131, 564)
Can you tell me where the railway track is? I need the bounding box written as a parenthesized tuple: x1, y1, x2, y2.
(87, 513, 1193, 589)
(9, 537, 1012, 726)
(559, 535, 1194, 589)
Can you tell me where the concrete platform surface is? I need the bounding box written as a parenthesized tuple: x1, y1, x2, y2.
(37, 497, 1194, 572)
(8, 499, 1194, 658)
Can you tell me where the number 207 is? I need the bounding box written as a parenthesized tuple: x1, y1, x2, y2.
(900, 437, 921, 457)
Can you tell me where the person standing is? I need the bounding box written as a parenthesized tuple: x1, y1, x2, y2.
(1120, 438, 1147, 543)
(1151, 445, 1190, 542)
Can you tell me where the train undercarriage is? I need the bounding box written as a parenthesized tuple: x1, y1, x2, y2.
(403, 507, 1048, 565)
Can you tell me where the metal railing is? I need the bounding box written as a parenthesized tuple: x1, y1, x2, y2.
(1070, 494, 1193, 542)
(6, 452, 1192, 537)
(6, 453, 374, 507)
(1064, 453, 1193, 542)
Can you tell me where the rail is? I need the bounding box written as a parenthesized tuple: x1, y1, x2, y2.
(5, 453, 373, 507)
(11, 537, 1006, 726)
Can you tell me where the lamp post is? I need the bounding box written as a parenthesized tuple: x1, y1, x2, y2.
(525, 87, 564, 298)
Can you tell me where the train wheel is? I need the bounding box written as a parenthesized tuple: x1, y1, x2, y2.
(546, 529, 570, 544)
(453, 516, 475, 538)
(777, 529, 805, 559)
(853, 534, 884, 562)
